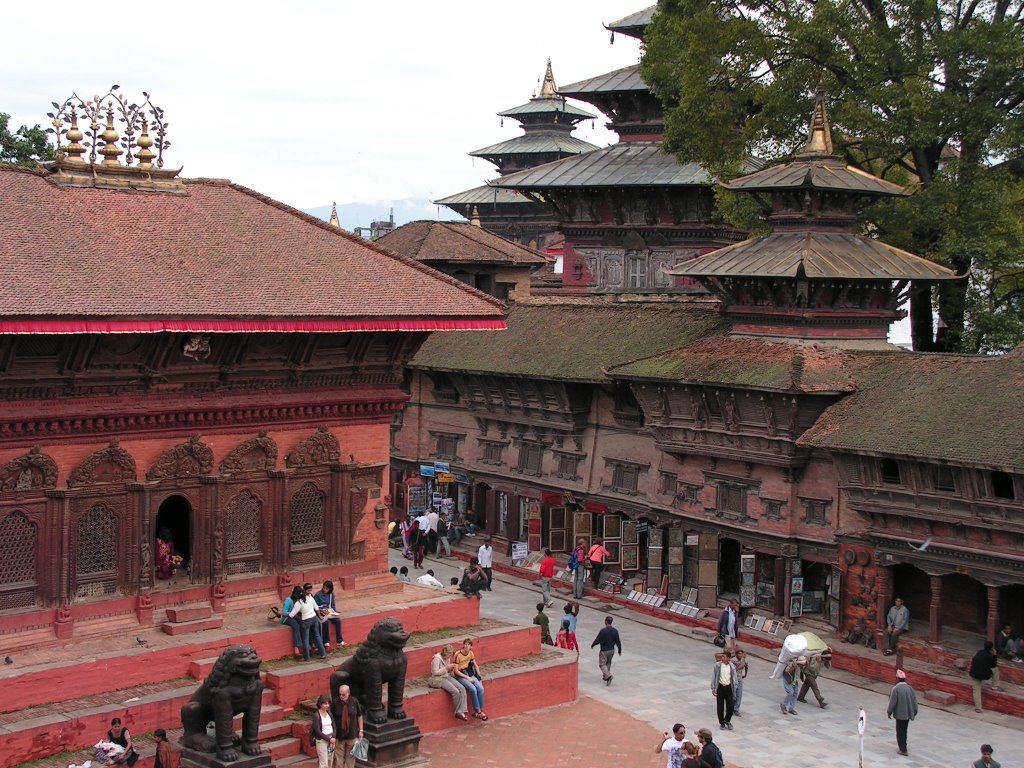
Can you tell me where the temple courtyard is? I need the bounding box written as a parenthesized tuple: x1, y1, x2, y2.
(404, 549, 1024, 768)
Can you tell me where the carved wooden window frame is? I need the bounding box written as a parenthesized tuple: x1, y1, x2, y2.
(0, 510, 37, 611)
(478, 439, 508, 466)
(430, 432, 464, 461)
(515, 442, 545, 477)
(553, 450, 584, 481)
(604, 458, 648, 496)
(798, 496, 832, 526)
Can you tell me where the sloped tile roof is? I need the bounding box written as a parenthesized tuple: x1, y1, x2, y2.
(606, 6, 655, 38)
(376, 221, 548, 265)
(608, 337, 856, 392)
(498, 97, 595, 120)
(435, 185, 535, 206)
(412, 300, 726, 381)
(470, 134, 598, 158)
(0, 164, 506, 333)
(669, 231, 957, 281)
(799, 349, 1024, 469)
(560, 65, 648, 96)
(725, 156, 908, 197)
(489, 142, 711, 189)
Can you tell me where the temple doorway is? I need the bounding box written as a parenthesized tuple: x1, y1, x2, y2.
(719, 538, 741, 597)
(155, 495, 192, 580)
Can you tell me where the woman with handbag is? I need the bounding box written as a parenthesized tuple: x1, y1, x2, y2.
(452, 637, 487, 720)
(429, 645, 469, 721)
(587, 539, 611, 589)
(310, 695, 337, 768)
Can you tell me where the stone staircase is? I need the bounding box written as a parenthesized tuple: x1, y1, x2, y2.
(161, 603, 224, 636)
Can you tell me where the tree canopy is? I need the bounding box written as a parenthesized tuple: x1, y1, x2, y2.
(640, 0, 1024, 352)
(0, 112, 54, 167)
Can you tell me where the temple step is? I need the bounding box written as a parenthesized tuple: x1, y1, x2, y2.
(165, 604, 213, 623)
(161, 616, 224, 635)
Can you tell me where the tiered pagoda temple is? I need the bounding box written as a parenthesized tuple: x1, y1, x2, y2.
(436, 61, 597, 251)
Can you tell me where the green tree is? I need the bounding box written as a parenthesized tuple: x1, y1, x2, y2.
(640, 0, 1024, 352)
(1, 112, 55, 166)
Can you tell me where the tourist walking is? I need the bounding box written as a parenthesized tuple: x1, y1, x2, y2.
(972, 744, 1001, 768)
(477, 538, 494, 590)
(883, 596, 910, 656)
(562, 601, 579, 632)
(570, 538, 587, 598)
(886, 669, 918, 756)
(587, 538, 611, 589)
(331, 684, 364, 768)
(539, 548, 556, 606)
(310, 695, 337, 768)
(716, 600, 740, 652)
(435, 512, 452, 557)
(732, 648, 748, 717)
(533, 602, 553, 645)
(655, 723, 688, 768)
(969, 641, 1004, 712)
(711, 651, 737, 730)
(555, 618, 579, 653)
(780, 656, 803, 715)
(797, 648, 829, 708)
(696, 728, 724, 768)
(591, 615, 622, 685)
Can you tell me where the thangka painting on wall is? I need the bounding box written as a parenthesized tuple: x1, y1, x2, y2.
(621, 520, 638, 545)
(620, 544, 639, 571)
(603, 514, 621, 539)
(573, 511, 592, 538)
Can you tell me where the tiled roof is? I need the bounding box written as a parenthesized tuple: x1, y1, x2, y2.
(605, 6, 655, 38)
(412, 300, 726, 381)
(799, 349, 1024, 469)
(435, 185, 535, 206)
(560, 65, 648, 96)
(489, 143, 712, 189)
(498, 98, 595, 120)
(470, 134, 598, 158)
(0, 164, 506, 333)
(668, 231, 957, 280)
(725, 155, 908, 197)
(375, 221, 548, 265)
(608, 337, 856, 392)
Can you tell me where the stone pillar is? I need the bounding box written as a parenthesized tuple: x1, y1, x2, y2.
(929, 573, 942, 643)
(986, 584, 1000, 643)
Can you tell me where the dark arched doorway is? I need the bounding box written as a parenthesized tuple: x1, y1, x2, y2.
(719, 538, 741, 597)
(155, 495, 192, 578)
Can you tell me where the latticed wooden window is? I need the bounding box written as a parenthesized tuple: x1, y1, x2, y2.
(226, 491, 263, 575)
(75, 504, 118, 597)
(290, 483, 325, 548)
(0, 511, 37, 611)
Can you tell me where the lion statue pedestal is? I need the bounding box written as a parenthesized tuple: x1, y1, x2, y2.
(179, 644, 272, 768)
(330, 617, 426, 767)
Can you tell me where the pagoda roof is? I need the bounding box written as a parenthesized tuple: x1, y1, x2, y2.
(605, 6, 655, 39)
(724, 88, 907, 197)
(412, 299, 725, 382)
(560, 64, 648, 96)
(0, 164, 506, 334)
(489, 142, 716, 190)
(667, 231, 957, 281)
(608, 336, 855, 393)
(434, 185, 536, 206)
(470, 133, 598, 158)
(498, 97, 595, 120)
(376, 221, 548, 266)
(799, 347, 1024, 469)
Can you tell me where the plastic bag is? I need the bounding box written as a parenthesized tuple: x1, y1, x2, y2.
(351, 738, 369, 760)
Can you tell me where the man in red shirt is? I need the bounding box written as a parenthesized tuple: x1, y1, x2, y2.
(539, 548, 556, 607)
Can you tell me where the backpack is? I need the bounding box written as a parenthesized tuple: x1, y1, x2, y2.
(567, 550, 580, 571)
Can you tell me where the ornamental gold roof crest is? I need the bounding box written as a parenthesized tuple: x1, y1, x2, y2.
(45, 85, 186, 193)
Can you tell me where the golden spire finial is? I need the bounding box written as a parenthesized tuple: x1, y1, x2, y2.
(328, 202, 341, 228)
(470, 206, 481, 227)
(800, 83, 834, 156)
(135, 118, 156, 170)
(539, 58, 557, 98)
(98, 103, 123, 166)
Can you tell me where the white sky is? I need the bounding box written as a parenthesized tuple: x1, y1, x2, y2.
(2, 1, 643, 210)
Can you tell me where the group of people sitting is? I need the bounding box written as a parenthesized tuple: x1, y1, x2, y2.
(93, 718, 176, 768)
(389, 559, 489, 599)
(392, 509, 480, 566)
(276, 580, 345, 661)
(310, 684, 365, 768)
(429, 638, 488, 722)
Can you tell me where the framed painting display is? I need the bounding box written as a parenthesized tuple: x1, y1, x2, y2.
(791, 577, 804, 594)
(752, 616, 766, 631)
(742, 572, 754, 586)
(685, 587, 698, 604)
(827, 597, 840, 627)
(548, 530, 566, 552)
(621, 520, 638, 545)
(740, 553, 755, 574)
(549, 506, 567, 529)
(740, 585, 756, 608)
(603, 515, 621, 539)
(621, 544, 639, 571)
(790, 595, 803, 617)
(791, 559, 802, 578)
(604, 540, 620, 563)
(829, 565, 842, 599)
(573, 511, 592, 538)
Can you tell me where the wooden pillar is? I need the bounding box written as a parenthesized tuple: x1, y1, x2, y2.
(928, 573, 942, 643)
(986, 585, 1000, 643)
(269, 469, 290, 570)
(875, 564, 891, 646)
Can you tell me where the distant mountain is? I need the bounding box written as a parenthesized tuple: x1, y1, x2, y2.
(303, 199, 464, 234)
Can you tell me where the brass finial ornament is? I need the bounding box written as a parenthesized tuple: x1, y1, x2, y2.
(470, 206, 481, 227)
(539, 58, 557, 98)
(328, 202, 341, 228)
(45, 86, 184, 193)
(800, 83, 834, 156)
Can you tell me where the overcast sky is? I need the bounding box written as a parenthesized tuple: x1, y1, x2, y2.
(3, 1, 643, 210)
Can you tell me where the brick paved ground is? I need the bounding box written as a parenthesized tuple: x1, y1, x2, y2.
(420, 696, 670, 768)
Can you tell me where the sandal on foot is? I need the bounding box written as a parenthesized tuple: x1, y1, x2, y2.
(455, 712, 468, 721)
(473, 711, 488, 720)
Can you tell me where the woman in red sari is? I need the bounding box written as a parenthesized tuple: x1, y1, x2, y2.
(155, 529, 178, 579)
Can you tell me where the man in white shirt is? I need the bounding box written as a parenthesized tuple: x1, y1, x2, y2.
(415, 569, 444, 589)
(477, 538, 494, 591)
(654, 723, 689, 768)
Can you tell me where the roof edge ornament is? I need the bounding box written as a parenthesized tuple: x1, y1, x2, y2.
(328, 201, 341, 228)
(800, 83, 834, 157)
(43, 86, 186, 194)
(539, 58, 557, 98)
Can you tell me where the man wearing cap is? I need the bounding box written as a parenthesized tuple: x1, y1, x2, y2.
(886, 668, 918, 756)
(972, 744, 1000, 768)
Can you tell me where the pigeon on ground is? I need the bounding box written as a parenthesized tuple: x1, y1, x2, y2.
(4, 655, 12, 664)
(136, 637, 148, 646)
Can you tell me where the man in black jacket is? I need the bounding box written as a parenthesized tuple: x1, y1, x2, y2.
(969, 641, 1004, 712)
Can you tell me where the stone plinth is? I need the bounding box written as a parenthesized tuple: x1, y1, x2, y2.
(180, 747, 275, 768)
(360, 718, 426, 768)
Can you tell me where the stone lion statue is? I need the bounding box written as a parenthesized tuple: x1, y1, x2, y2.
(180, 644, 264, 761)
(330, 617, 410, 724)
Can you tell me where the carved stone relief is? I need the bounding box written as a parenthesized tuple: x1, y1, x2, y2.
(286, 426, 341, 468)
(219, 431, 278, 474)
(0, 447, 58, 491)
(147, 435, 214, 481)
(68, 438, 137, 486)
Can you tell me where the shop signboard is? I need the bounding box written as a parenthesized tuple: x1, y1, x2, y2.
(433, 461, 450, 474)
(436, 471, 455, 484)
(511, 541, 529, 562)
(419, 465, 435, 477)
(407, 485, 427, 516)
